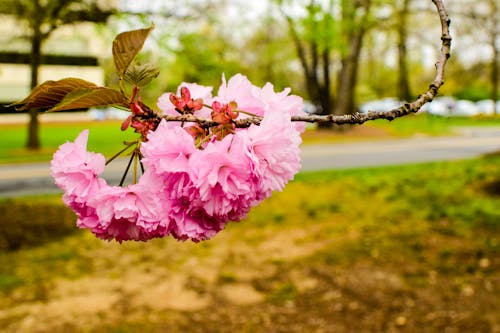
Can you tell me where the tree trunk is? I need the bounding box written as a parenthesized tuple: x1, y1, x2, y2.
(27, 20, 42, 150)
(335, 21, 366, 116)
(335, 0, 370, 116)
(492, 34, 499, 114)
(283, 4, 333, 129)
(490, 0, 499, 114)
(397, 0, 412, 102)
(317, 48, 333, 129)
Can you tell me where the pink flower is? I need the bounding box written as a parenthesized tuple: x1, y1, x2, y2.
(169, 208, 224, 242)
(91, 179, 169, 242)
(243, 111, 302, 198)
(255, 83, 307, 133)
(141, 120, 196, 174)
(216, 74, 265, 117)
(51, 73, 305, 243)
(50, 130, 106, 200)
(189, 134, 256, 218)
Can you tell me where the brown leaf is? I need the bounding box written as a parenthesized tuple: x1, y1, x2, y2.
(112, 25, 154, 78)
(48, 87, 128, 112)
(13, 78, 97, 110)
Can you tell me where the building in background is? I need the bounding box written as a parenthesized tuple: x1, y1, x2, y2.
(0, 1, 116, 112)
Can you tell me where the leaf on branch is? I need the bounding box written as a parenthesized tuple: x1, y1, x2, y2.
(112, 25, 154, 78)
(124, 63, 160, 87)
(48, 87, 128, 112)
(12, 78, 98, 111)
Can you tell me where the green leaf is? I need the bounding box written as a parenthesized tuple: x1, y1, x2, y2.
(12, 78, 98, 111)
(112, 25, 154, 78)
(124, 63, 160, 87)
(48, 87, 128, 112)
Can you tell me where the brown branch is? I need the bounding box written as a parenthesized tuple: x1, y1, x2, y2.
(160, 0, 451, 128)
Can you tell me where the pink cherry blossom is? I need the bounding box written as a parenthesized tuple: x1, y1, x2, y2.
(91, 181, 169, 242)
(190, 134, 256, 218)
(51, 74, 305, 243)
(216, 74, 266, 117)
(141, 120, 196, 174)
(243, 111, 302, 198)
(51, 130, 106, 200)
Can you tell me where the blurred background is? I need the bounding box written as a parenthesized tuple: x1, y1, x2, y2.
(0, 0, 498, 117)
(0, 0, 499, 332)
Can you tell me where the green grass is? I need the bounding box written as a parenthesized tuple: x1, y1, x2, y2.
(0, 120, 138, 164)
(370, 113, 500, 137)
(302, 114, 500, 144)
(0, 156, 498, 332)
(2, 114, 500, 164)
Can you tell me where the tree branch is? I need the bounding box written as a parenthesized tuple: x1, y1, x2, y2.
(159, 0, 451, 128)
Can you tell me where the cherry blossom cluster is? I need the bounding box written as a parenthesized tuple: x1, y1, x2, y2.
(51, 74, 305, 242)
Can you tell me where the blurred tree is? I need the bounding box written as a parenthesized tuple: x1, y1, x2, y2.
(278, 0, 336, 128)
(395, 0, 412, 101)
(241, 3, 300, 91)
(168, 26, 244, 89)
(277, 0, 376, 128)
(0, 0, 113, 149)
(335, 0, 374, 116)
(451, 0, 499, 112)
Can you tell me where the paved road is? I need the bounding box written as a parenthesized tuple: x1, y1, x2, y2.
(301, 127, 500, 171)
(1, 127, 500, 197)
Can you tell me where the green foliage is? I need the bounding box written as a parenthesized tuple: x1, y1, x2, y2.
(454, 85, 493, 102)
(168, 31, 244, 89)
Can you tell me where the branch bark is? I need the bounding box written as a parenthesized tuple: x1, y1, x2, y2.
(161, 0, 451, 128)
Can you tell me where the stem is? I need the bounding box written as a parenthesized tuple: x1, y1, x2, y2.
(106, 140, 138, 165)
(140, 160, 145, 174)
(119, 150, 135, 187)
(195, 132, 216, 149)
(235, 110, 259, 118)
(133, 149, 138, 184)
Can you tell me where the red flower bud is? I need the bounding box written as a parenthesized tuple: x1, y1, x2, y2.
(121, 115, 132, 131)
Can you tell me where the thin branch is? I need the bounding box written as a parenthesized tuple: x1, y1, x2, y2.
(159, 0, 451, 127)
(119, 150, 136, 187)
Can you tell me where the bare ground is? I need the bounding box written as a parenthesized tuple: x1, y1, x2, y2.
(1, 223, 498, 333)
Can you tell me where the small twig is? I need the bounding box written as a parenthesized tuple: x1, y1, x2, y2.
(106, 140, 138, 165)
(119, 150, 136, 187)
(133, 150, 138, 184)
(140, 160, 145, 174)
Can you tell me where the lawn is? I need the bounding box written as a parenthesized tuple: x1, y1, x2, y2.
(0, 156, 498, 332)
(0, 120, 137, 164)
(2, 113, 500, 164)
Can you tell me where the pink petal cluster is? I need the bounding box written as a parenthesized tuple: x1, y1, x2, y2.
(51, 74, 305, 242)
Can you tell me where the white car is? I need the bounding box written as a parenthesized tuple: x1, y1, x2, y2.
(421, 96, 455, 116)
(476, 99, 497, 116)
(359, 98, 402, 114)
